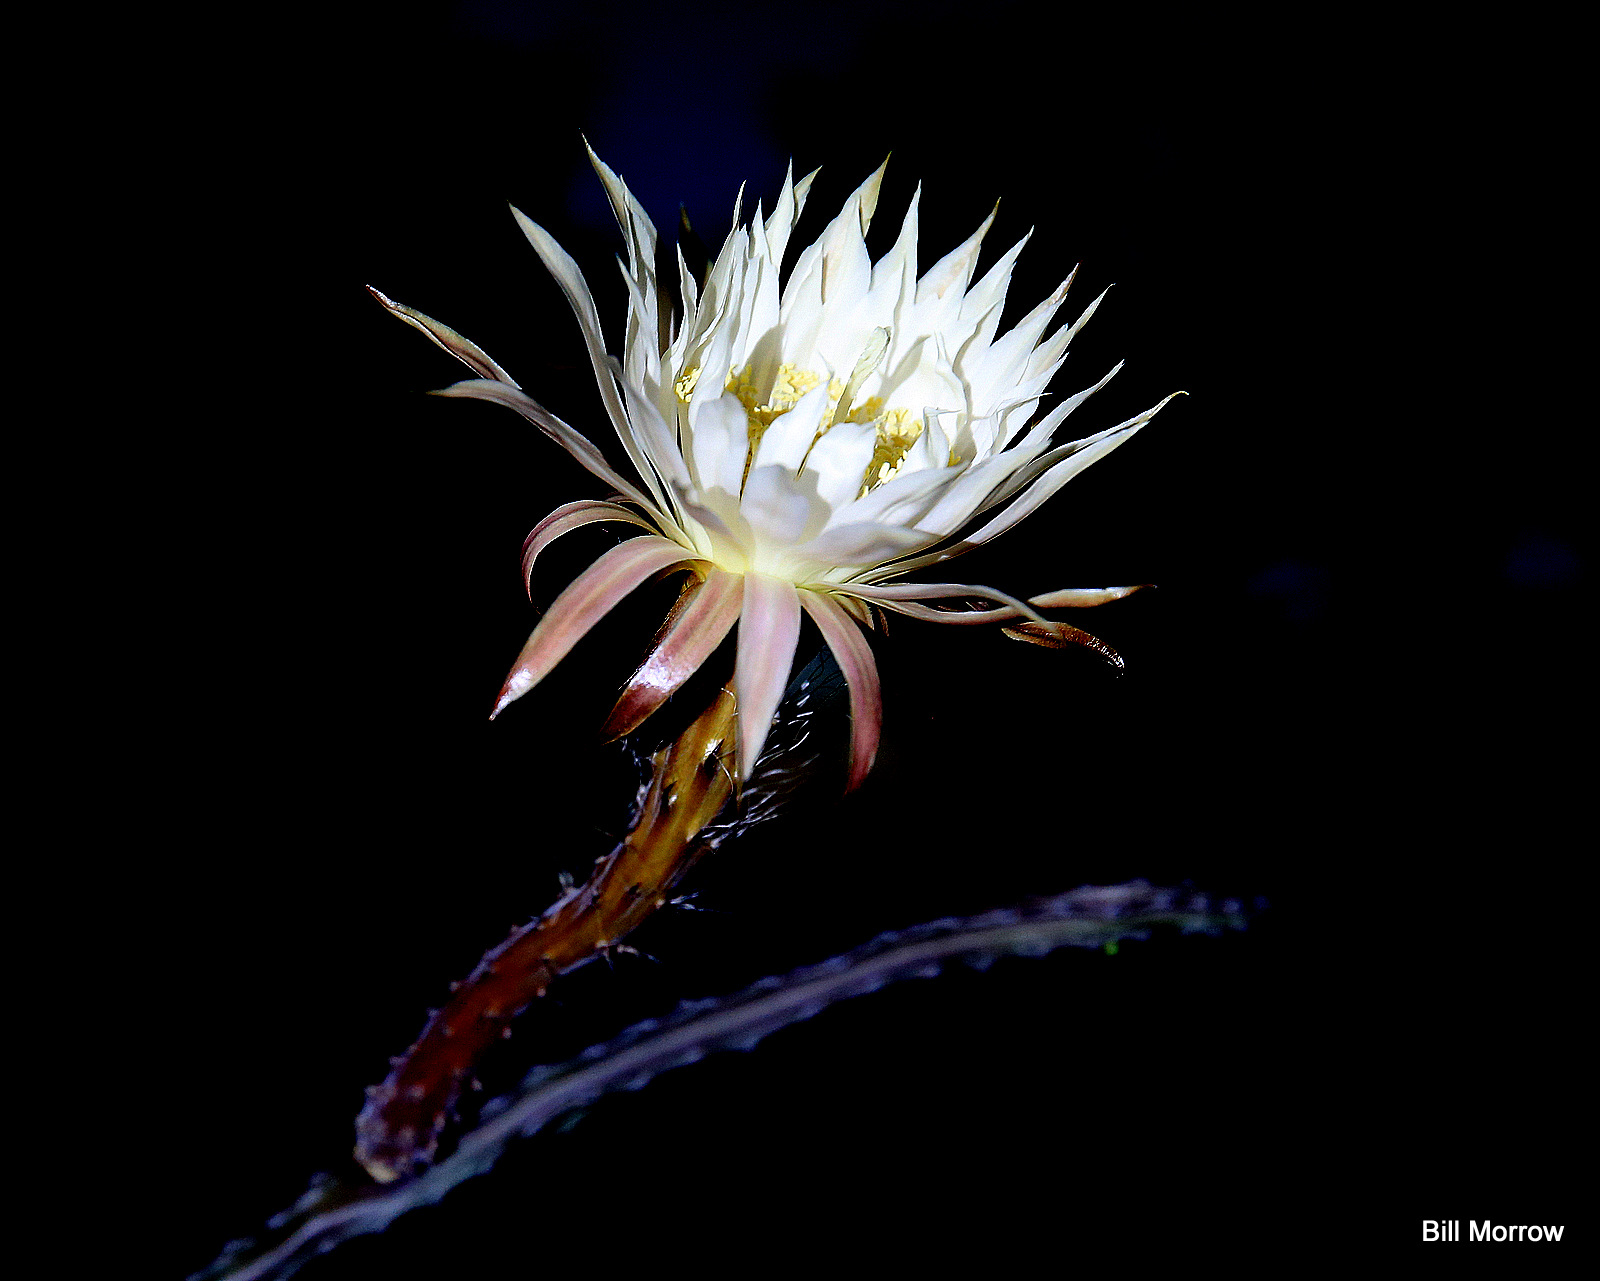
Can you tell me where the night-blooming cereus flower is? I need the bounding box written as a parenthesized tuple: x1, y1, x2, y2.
(370, 148, 1179, 790)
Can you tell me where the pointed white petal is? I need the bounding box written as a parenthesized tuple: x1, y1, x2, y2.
(871, 184, 921, 311)
(959, 393, 1182, 548)
(686, 391, 752, 500)
(511, 206, 669, 510)
(585, 141, 659, 279)
(967, 267, 1076, 396)
(366, 287, 518, 385)
(1027, 286, 1111, 383)
(764, 163, 802, 268)
(917, 203, 998, 302)
(431, 379, 664, 518)
(957, 233, 1030, 355)
(973, 364, 1130, 514)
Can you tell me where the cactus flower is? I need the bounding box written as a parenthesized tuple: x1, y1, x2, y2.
(371, 148, 1177, 787)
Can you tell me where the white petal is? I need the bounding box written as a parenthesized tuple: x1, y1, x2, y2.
(511, 206, 669, 512)
(586, 142, 658, 281)
(907, 447, 1034, 546)
(365, 287, 519, 385)
(871, 185, 921, 316)
(616, 378, 691, 492)
(967, 268, 1077, 399)
(742, 464, 828, 546)
(802, 417, 879, 512)
(835, 464, 952, 531)
(957, 233, 1030, 351)
(614, 260, 661, 388)
(782, 162, 886, 330)
(763, 163, 807, 267)
(670, 478, 751, 561)
(1027, 286, 1111, 383)
(687, 391, 752, 500)
(432, 379, 662, 518)
(587, 145, 663, 361)
(794, 521, 928, 567)
(974, 363, 1125, 516)
(749, 379, 834, 475)
(860, 382, 1172, 583)
(917, 203, 997, 302)
(957, 393, 1181, 549)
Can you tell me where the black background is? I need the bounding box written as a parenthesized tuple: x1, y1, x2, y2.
(130, 2, 1582, 1273)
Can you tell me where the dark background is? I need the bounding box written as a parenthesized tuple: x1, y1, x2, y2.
(136, 2, 1581, 1273)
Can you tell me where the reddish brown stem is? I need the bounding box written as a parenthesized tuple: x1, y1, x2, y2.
(354, 684, 740, 1183)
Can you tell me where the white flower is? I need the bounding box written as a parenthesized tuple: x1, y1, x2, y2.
(372, 147, 1179, 788)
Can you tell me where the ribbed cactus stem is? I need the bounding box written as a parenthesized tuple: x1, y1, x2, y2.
(354, 683, 739, 1183)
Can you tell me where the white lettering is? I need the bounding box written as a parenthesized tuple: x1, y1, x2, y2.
(1422, 1221, 1440, 1241)
(1461, 1220, 1564, 1244)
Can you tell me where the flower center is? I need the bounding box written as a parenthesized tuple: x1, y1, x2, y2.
(674, 362, 925, 496)
(727, 363, 843, 449)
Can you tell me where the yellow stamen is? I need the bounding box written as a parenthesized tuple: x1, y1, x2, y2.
(858, 407, 924, 496)
(673, 366, 703, 402)
(680, 359, 932, 496)
(728, 363, 829, 430)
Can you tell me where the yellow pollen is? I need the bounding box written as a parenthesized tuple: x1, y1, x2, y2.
(858, 406, 924, 496)
(684, 360, 834, 429)
(728, 363, 836, 432)
(679, 361, 930, 496)
(725, 364, 845, 480)
(673, 366, 703, 402)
